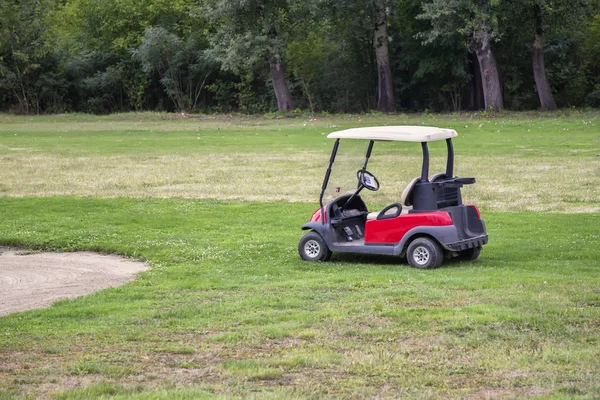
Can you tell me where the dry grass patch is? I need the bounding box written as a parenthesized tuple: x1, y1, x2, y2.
(1, 152, 598, 212)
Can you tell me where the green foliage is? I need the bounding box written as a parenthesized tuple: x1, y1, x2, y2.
(1, 0, 600, 113)
(286, 30, 331, 112)
(0, 0, 63, 113)
(394, 0, 472, 111)
(418, 0, 501, 44)
(57, 0, 197, 55)
(544, 37, 590, 107)
(495, 0, 592, 109)
(132, 27, 214, 112)
(288, 0, 377, 112)
(204, 78, 238, 112)
(45, 0, 207, 113)
(203, 0, 291, 73)
(582, 2, 600, 106)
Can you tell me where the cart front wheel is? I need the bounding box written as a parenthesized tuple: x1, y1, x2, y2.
(407, 237, 443, 269)
(298, 232, 332, 262)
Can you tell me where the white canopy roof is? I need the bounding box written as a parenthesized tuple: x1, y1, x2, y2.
(327, 126, 457, 142)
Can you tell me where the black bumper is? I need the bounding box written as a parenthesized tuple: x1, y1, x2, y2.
(445, 234, 488, 251)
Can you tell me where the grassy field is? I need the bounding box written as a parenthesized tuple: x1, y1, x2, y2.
(0, 111, 599, 399)
(1, 112, 598, 211)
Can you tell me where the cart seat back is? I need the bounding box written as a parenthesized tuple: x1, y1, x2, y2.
(401, 177, 420, 207)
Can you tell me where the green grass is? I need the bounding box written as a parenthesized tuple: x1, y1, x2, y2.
(0, 111, 598, 158)
(0, 112, 599, 398)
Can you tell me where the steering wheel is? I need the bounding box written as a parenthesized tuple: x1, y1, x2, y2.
(357, 170, 380, 191)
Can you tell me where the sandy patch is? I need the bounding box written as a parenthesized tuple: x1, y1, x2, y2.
(0, 247, 149, 316)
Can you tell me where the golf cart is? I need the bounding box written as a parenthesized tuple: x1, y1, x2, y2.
(298, 126, 488, 269)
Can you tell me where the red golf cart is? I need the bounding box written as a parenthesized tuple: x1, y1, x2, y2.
(298, 126, 488, 269)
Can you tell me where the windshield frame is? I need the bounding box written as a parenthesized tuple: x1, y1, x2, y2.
(318, 139, 375, 222)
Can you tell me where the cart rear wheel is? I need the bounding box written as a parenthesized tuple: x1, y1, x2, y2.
(407, 237, 443, 269)
(459, 247, 481, 261)
(298, 232, 332, 262)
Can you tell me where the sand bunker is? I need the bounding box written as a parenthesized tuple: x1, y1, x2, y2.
(0, 247, 149, 316)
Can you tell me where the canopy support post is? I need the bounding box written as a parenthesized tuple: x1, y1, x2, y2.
(421, 142, 429, 181)
(445, 138, 454, 177)
(319, 139, 340, 223)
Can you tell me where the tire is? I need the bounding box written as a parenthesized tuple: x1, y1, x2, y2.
(298, 231, 332, 262)
(406, 237, 443, 269)
(459, 247, 481, 261)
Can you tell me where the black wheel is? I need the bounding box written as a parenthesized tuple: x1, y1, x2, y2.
(406, 237, 443, 269)
(298, 231, 332, 262)
(459, 247, 481, 261)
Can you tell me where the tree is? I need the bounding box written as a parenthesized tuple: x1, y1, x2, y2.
(0, 0, 62, 113)
(394, 0, 473, 111)
(319, 0, 376, 111)
(530, 1, 557, 110)
(51, 0, 203, 112)
(374, 0, 395, 112)
(204, 0, 295, 111)
(324, 0, 395, 112)
(286, 31, 329, 113)
(583, 0, 600, 106)
(419, 0, 504, 111)
(2, 0, 600, 114)
(499, 0, 590, 110)
(132, 27, 214, 112)
(527, 0, 589, 110)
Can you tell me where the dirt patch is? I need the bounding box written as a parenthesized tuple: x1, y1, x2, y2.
(0, 247, 149, 316)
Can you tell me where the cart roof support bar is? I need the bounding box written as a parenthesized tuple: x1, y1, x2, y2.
(319, 139, 340, 223)
(445, 138, 454, 177)
(363, 140, 374, 168)
(421, 142, 429, 181)
(359, 140, 375, 184)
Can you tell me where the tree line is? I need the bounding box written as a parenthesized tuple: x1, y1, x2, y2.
(1, 0, 600, 115)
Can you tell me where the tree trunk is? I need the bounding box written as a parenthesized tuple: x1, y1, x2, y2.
(532, 5, 557, 111)
(469, 52, 485, 110)
(301, 78, 315, 114)
(471, 33, 503, 111)
(532, 35, 557, 110)
(270, 57, 293, 111)
(374, 0, 394, 112)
